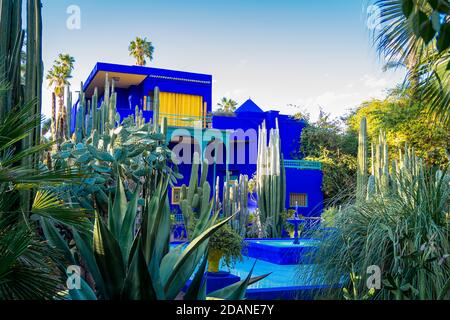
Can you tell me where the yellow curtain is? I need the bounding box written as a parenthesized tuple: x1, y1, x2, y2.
(160, 92, 203, 127)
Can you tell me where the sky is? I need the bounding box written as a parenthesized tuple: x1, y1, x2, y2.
(40, 0, 406, 121)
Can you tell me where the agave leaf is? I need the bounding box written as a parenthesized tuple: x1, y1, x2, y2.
(40, 218, 75, 267)
(141, 177, 169, 264)
(161, 215, 234, 299)
(72, 229, 105, 296)
(121, 240, 157, 300)
(93, 211, 125, 299)
(184, 251, 208, 301)
(119, 185, 140, 263)
(152, 200, 171, 267)
(207, 261, 269, 300)
(111, 175, 128, 239)
(69, 277, 97, 300)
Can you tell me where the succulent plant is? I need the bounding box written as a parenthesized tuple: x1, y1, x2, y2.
(179, 152, 216, 240)
(255, 119, 286, 238)
(356, 117, 368, 202)
(222, 173, 249, 237)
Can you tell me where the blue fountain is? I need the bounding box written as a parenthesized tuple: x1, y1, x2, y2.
(286, 202, 302, 245)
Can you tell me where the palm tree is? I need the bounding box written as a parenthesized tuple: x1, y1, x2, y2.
(128, 37, 154, 66)
(373, 0, 449, 125)
(216, 97, 238, 114)
(46, 54, 75, 142)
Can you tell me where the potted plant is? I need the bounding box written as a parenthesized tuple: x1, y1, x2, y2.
(207, 223, 244, 273)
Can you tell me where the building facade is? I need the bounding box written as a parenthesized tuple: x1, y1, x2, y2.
(75, 62, 324, 221)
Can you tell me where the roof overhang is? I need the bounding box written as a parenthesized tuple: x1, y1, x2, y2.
(84, 71, 147, 97)
(82, 62, 213, 98)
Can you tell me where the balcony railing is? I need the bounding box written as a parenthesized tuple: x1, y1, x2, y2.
(159, 112, 213, 128)
(284, 159, 322, 171)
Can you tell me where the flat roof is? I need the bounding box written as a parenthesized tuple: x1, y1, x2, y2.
(83, 62, 213, 97)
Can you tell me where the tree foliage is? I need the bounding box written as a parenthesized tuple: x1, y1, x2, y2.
(128, 37, 154, 66)
(300, 111, 358, 205)
(349, 88, 449, 167)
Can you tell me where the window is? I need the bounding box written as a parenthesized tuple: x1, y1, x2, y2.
(172, 187, 182, 205)
(290, 193, 308, 208)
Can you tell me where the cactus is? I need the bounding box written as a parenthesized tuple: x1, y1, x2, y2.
(256, 119, 286, 238)
(50, 77, 175, 215)
(222, 174, 249, 237)
(153, 86, 160, 131)
(25, 0, 43, 151)
(0, 0, 44, 159)
(0, 0, 25, 120)
(357, 117, 368, 201)
(0, 0, 43, 210)
(179, 152, 215, 240)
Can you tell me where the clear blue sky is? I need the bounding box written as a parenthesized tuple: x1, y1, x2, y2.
(41, 0, 405, 121)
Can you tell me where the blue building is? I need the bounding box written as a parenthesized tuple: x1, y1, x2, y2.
(77, 62, 323, 219)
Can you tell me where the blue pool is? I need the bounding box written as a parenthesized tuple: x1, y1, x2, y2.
(171, 238, 335, 299)
(244, 238, 319, 265)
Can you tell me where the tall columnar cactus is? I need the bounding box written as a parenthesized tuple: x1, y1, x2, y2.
(356, 117, 368, 201)
(0, 0, 25, 121)
(222, 174, 249, 237)
(0, 0, 43, 209)
(256, 119, 286, 238)
(25, 0, 43, 150)
(153, 86, 160, 132)
(179, 152, 215, 240)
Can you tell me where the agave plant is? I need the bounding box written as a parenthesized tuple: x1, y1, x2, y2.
(42, 166, 268, 300)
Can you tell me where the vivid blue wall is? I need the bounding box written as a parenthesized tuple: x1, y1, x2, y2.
(75, 63, 323, 220)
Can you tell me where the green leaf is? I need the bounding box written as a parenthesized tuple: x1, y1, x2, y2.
(428, 0, 450, 14)
(161, 215, 235, 299)
(40, 218, 75, 268)
(184, 251, 208, 300)
(402, 0, 414, 18)
(32, 190, 90, 231)
(438, 277, 450, 300)
(121, 240, 157, 300)
(207, 261, 270, 300)
(119, 185, 140, 263)
(411, 10, 436, 44)
(111, 175, 128, 239)
(93, 212, 126, 299)
(69, 277, 97, 300)
(437, 22, 450, 52)
(72, 229, 105, 295)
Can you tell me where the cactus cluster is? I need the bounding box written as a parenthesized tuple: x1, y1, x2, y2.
(49, 78, 177, 215)
(256, 119, 286, 238)
(358, 120, 446, 202)
(0, 0, 43, 150)
(222, 173, 249, 237)
(179, 152, 216, 239)
(356, 117, 368, 201)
